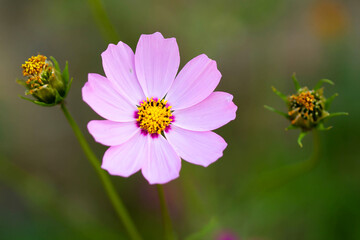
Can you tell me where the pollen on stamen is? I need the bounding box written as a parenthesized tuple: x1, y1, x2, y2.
(22, 55, 48, 77)
(288, 88, 326, 129)
(290, 91, 315, 111)
(135, 97, 174, 136)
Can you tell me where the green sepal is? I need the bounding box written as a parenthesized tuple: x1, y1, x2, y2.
(51, 56, 69, 93)
(50, 56, 61, 72)
(297, 131, 308, 148)
(322, 112, 348, 121)
(264, 105, 289, 118)
(314, 78, 334, 91)
(54, 90, 64, 104)
(184, 217, 218, 240)
(271, 86, 288, 102)
(62, 61, 69, 86)
(19, 95, 58, 107)
(325, 93, 338, 110)
(16, 79, 30, 89)
(292, 73, 301, 91)
(316, 122, 333, 131)
(64, 77, 73, 98)
(18, 87, 64, 107)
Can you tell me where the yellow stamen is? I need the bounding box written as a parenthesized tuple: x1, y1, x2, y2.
(22, 54, 47, 76)
(291, 91, 315, 111)
(136, 98, 173, 134)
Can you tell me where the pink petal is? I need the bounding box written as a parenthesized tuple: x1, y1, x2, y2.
(173, 92, 237, 131)
(88, 120, 139, 146)
(165, 125, 227, 167)
(166, 54, 221, 110)
(141, 136, 181, 184)
(102, 132, 149, 177)
(135, 32, 180, 98)
(102, 41, 145, 105)
(82, 73, 136, 122)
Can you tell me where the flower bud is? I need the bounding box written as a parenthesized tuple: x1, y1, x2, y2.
(287, 87, 329, 131)
(17, 55, 72, 106)
(265, 74, 347, 147)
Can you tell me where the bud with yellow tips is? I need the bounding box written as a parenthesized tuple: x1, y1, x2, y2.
(17, 55, 72, 106)
(265, 74, 348, 147)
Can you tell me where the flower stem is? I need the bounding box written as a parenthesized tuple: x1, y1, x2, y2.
(278, 129, 321, 178)
(156, 185, 175, 240)
(87, 0, 120, 43)
(300, 129, 321, 170)
(60, 102, 142, 240)
(243, 130, 321, 195)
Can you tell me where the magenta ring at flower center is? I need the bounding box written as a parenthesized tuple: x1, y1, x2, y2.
(134, 97, 175, 138)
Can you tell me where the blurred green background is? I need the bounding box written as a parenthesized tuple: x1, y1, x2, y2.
(0, 0, 359, 239)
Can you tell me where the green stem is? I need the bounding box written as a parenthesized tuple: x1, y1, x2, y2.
(60, 102, 142, 240)
(278, 130, 321, 178)
(299, 129, 321, 170)
(243, 130, 321, 195)
(156, 185, 175, 240)
(87, 0, 120, 43)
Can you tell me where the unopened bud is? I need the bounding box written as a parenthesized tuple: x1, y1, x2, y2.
(17, 55, 72, 106)
(265, 74, 347, 147)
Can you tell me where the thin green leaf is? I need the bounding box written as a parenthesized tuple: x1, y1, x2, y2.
(292, 73, 300, 91)
(297, 131, 308, 148)
(19, 95, 39, 103)
(62, 61, 69, 86)
(325, 93, 338, 110)
(19, 95, 56, 107)
(314, 79, 334, 91)
(317, 123, 333, 131)
(185, 217, 218, 240)
(50, 56, 61, 72)
(34, 101, 57, 107)
(16, 79, 29, 89)
(271, 86, 288, 102)
(64, 77, 73, 98)
(264, 105, 289, 118)
(322, 112, 348, 121)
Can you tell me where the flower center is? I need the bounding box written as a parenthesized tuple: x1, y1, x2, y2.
(288, 89, 325, 125)
(22, 55, 48, 77)
(290, 91, 315, 111)
(136, 98, 173, 135)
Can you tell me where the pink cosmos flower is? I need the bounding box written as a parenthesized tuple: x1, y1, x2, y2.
(82, 32, 237, 184)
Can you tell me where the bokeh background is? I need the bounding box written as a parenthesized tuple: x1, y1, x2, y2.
(0, 0, 359, 239)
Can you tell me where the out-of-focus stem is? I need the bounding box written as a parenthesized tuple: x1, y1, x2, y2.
(60, 102, 143, 240)
(87, 0, 120, 43)
(156, 185, 175, 240)
(244, 130, 321, 195)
